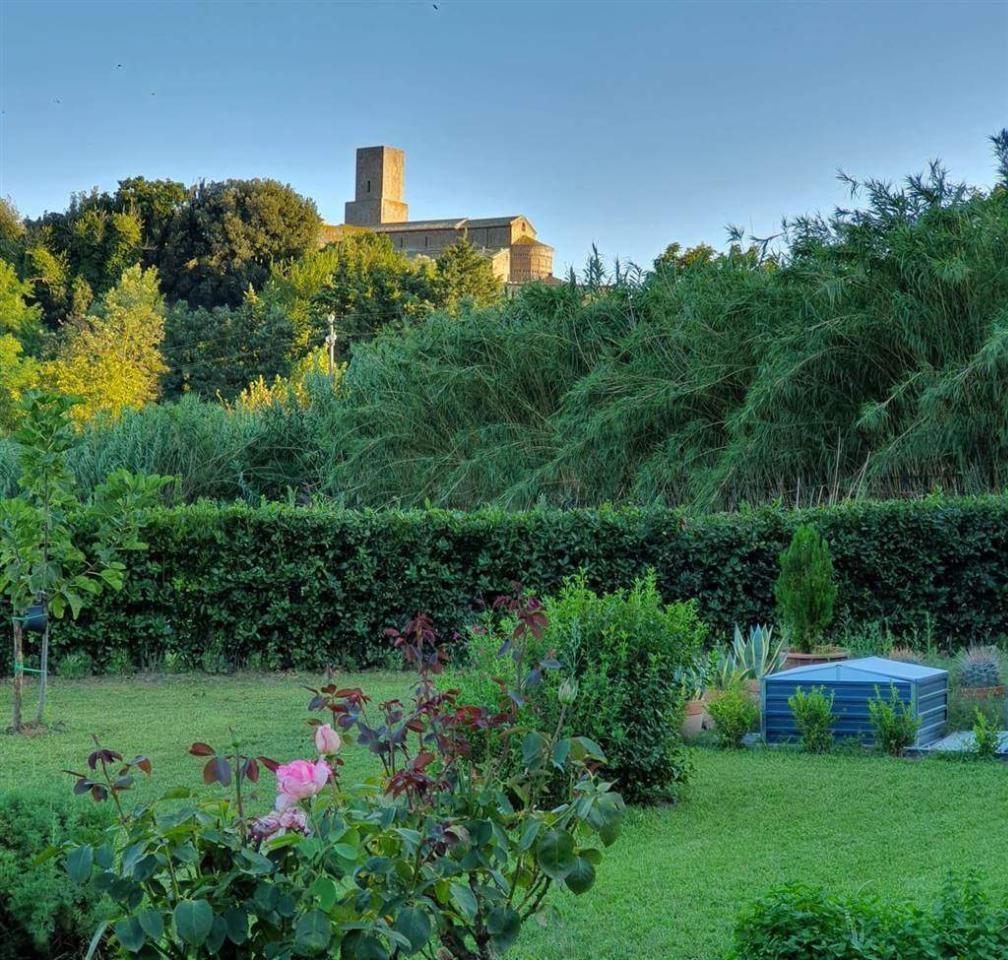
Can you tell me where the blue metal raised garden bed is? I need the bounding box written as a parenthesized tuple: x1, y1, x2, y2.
(762, 656, 948, 748)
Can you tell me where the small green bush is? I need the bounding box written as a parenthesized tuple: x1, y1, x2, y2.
(731, 875, 1008, 959)
(868, 683, 921, 756)
(774, 524, 838, 653)
(972, 708, 1000, 759)
(56, 650, 94, 679)
(449, 571, 706, 803)
(707, 683, 758, 749)
(787, 685, 835, 753)
(104, 648, 134, 676)
(0, 789, 113, 959)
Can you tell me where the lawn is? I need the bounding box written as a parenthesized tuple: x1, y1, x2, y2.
(4, 673, 1008, 959)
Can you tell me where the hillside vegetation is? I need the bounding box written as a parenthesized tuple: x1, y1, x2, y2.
(2, 134, 1007, 510)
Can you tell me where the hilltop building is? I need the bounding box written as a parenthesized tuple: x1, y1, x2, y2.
(324, 146, 555, 286)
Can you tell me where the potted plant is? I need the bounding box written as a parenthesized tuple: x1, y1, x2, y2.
(958, 645, 1005, 701)
(677, 661, 709, 739)
(774, 523, 847, 669)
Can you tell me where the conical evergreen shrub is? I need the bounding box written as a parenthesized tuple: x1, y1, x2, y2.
(774, 524, 838, 653)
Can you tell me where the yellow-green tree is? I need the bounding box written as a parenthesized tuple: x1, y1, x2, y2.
(0, 260, 41, 430)
(45, 265, 166, 423)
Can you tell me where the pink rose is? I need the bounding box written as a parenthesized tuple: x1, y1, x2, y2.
(314, 723, 342, 756)
(275, 758, 331, 808)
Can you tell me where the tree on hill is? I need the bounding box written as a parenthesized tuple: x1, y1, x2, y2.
(114, 176, 187, 256)
(44, 265, 167, 422)
(157, 179, 322, 308)
(0, 199, 27, 270)
(311, 233, 434, 358)
(162, 291, 294, 401)
(431, 237, 502, 311)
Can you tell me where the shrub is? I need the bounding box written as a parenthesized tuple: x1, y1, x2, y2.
(448, 572, 705, 803)
(972, 708, 1000, 759)
(868, 683, 921, 756)
(787, 685, 835, 753)
(56, 650, 94, 679)
(958, 644, 1003, 689)
(54, 604, 624, 960)
(774, 524, 838, 652)
(104, 647, 133, 676)
(0, 789, 113, 959)
(18, 495, 1008, 675)
(730, 876, 1008, 959)
(707, 683, 759, 749)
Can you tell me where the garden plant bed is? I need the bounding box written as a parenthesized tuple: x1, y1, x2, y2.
(4, 673, 1008, 959)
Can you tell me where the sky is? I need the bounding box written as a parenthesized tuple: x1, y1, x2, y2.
(1, 0, 1006, 273)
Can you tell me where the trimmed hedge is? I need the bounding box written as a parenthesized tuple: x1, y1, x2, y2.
(25, 495, 1008, 671)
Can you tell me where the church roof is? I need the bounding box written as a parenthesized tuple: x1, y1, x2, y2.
(369, 215, 536, 233)
(466, 216, 524, 227)
(371, 218, 468, 232)
(511, 235, 554, 250)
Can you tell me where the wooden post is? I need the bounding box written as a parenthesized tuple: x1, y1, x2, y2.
(11, 619, 23, 733)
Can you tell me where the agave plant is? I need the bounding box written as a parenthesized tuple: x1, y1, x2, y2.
(731, 623, 787, 680)
(708, 647, 751, 692)
(959, 645, 1003, 689)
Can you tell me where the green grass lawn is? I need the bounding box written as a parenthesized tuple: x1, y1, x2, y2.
(4, 673, 1008, 959)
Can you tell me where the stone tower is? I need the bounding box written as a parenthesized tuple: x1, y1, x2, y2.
(344, 146, 408, 226)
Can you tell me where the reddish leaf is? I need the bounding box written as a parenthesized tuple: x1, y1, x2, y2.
(258, 756, 279, 773)
(243, 758, 260, 783)
(189, 742, 215, 757)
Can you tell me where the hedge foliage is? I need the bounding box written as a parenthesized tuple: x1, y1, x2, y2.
(0, 789, 114, 959)
(730, 877, 1008, 959)
(27, 495, 1008, 671)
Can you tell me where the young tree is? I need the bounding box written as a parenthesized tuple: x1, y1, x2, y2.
(431, 237, 503, 311)
(45, 265, 167, 422)
(0, 391, 168, 731)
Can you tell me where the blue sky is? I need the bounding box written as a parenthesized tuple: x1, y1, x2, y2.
(1, 0, 1006, 273)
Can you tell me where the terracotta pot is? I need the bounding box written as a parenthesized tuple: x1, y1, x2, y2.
(782, 648, 849, 671)
(960, 685, 1006, 700)
(682, 700, 706, 739)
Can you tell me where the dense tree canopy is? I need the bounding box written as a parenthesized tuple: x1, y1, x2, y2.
(156, 178, 321, 308)
(162, 293, 294, 401)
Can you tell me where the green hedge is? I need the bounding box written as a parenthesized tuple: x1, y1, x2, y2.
(27, 496, 1008, 671)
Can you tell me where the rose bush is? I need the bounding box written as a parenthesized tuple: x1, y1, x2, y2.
(50, 593, 624, 959)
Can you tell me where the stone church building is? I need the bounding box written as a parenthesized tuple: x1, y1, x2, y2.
(323, 146, 555, 285)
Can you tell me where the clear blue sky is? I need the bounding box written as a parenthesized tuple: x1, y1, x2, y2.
(1, 0, 1006, 272)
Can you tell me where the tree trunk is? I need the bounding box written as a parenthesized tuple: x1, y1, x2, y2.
(11, 619, 23, 733)
(35, 617, 49, 725)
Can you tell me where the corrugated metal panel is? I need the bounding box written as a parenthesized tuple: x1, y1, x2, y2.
(762, 657, 948, 747)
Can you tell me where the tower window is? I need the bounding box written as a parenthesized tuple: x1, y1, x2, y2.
(366, 179, 371, 194)
(424, 236, 428, 248)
